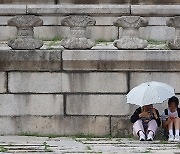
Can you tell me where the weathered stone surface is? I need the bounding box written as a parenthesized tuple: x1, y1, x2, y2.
(9, 72, 127, 93)
(62, 50, 180, 71)
(145, 17, 167, 26)
(9, 72, 63, 93)
(166, 16, 180, 49)
(87, 26, 118, 41)
(111, 116, 133, 137)
(0, 26, 16, 41)
(113, 16, 148, 49)
(0, 5, 26, 15)
(0, 116, 110, 136)
(61, 15, 96, 49)
(27, 4, 130, 16)
(139, 26, 174, 41)
(0, 94, 64, 116)
(0, 50, 62, 71)
(130, 72, 180, 93)
(34, 26, 69, 40)
(66, 95, 129, 115)
(131, 5, 180, 16)
(63, 73, 127, 93)
(8, 15, 43, 50)
(0, 72, 6, 93)
(1, 0, 55, 4)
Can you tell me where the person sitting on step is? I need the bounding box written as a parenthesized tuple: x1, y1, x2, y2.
(161, 96, 180, 142)
(130, 104, 161, 141)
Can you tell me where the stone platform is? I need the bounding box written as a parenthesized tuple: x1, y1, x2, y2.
(0, 136, 179, 154)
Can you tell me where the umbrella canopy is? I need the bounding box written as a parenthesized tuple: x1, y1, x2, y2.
(127, 81, 175, 107)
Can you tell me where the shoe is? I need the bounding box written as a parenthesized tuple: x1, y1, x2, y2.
(147, 134, 153, 141)
(168, 135, 174, 142)
(139, 134, 146, 141)
(174, 135, 180, 142)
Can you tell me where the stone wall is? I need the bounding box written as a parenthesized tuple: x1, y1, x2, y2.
(0, 4, 180, 136)
(0, 49, 179, 136)
(0, 0, 179, 4)
(0, 4, 177, 41)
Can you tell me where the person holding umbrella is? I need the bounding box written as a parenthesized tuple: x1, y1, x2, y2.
(161, 96, 180, 142)
(127, 81, 175, 141)
(130, 104, 161, 141)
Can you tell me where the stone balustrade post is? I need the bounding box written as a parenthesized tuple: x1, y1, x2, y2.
(167, 16, 180, 49)
(113, 16, 148, 49)
(61, 15, 96, 49)
(8, 15, 43, 50)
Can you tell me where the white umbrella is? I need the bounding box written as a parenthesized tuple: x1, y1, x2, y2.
(127, 81, 175, 107)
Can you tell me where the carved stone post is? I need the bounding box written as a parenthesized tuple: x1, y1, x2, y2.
(8, 15, 43, 50)
(113, 16, 148, 49)
(167, 16, 180, 49)
(61, 15, 96, 49)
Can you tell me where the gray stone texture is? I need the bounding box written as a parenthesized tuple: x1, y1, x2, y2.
(66, 95, 129, 115)
(8, 15, 43, 50)
(0, 72, 6, 93)
(0, 50, 62, 71)
(27, 4, 130, 16)
(166, 16, 180, 49)
(0, 116, 110, 136)
(61, 15, 96, 49)
(62, 50, 180, 71)
(9, 72, 127, 93)
(131, 5, 180, 16)
(113, 16, 148, 49)
(0, 94, 64, 116)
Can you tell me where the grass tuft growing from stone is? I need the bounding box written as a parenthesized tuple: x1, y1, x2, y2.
(0, 146, 8, 152)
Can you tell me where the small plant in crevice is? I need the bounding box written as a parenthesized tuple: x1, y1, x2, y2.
(0, 146, 8, 152)
(43, 142, 53, 152)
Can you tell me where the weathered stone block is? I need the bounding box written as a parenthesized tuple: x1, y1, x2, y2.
(66, 95, 129, 115)
(0, 94, 63, 116)
(0, 50, 62, 71)
(9, 72, 63, 93)
(87, 26, 118, 41)
(27, 4, 130, 16)
(0, 116, 110, 136)
(34, 26, 69, 40)
(0, 26, 16, 41)
(0, 5, 26, 15)
(62, 50, 180, 71)
(9, 72, 127, 93)
(139, 26, 174, 41)
(111, 116, 133, 137)
(130, 72, 180, 93)
(131, 5, 180, 16)
(0, 72, 6, 93)
(145, 17, 167, 26)
(63, 73, 127, 93)
(4, 0, 55, 4)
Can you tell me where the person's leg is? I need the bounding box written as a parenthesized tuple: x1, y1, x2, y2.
(133, 120, 146, 141)
(168, 121, 174, 141)
(174, 117, 180, 141)
(147, 120, 157, 141)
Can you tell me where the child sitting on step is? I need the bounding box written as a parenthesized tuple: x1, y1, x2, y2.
(161, 96, 180, 142)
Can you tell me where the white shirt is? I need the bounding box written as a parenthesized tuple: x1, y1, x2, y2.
(161, 108, 178, 121)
